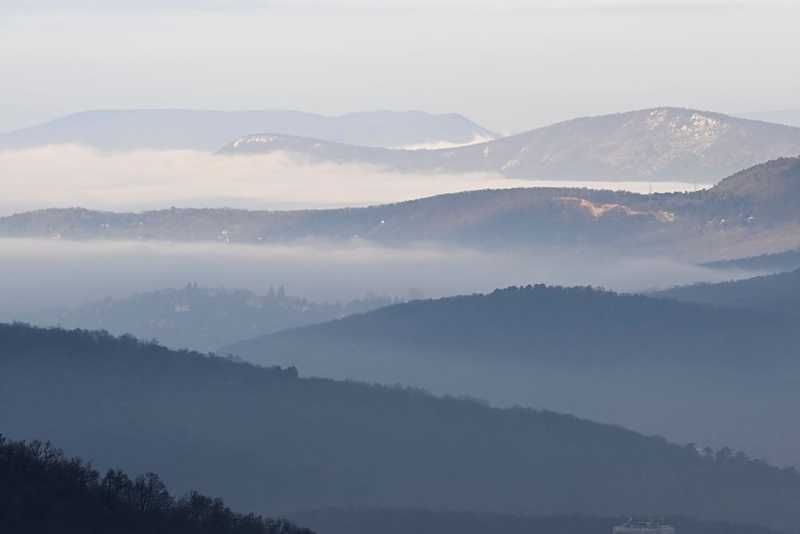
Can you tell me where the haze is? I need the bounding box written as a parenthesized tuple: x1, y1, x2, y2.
(0, 238, 734, 319)
(0, 145, 700, 215)
(5, 2, 800, 532)
(2, 0, 798, 134)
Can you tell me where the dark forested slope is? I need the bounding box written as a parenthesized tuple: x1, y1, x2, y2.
(226, 285, 796, 367)
(223, 285, 800, 467)
(0, 434, 312, 534)
(3, 323, 800, 529)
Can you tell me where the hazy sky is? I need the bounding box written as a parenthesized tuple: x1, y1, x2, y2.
(1, 0, 798, 133)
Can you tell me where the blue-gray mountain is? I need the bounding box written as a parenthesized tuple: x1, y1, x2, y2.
(652, 267, 800, 315)
(2, 157, 799, 260)
(703, 248, 800, 273)
(222, 285, 800, 467)
(2, 322, 800, 531)
(0, 109, 496, 151)
(221, 108, 800, 182)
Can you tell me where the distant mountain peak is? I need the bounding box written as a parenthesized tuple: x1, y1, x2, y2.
(220, 107, 800, 182)
(0, 109, 497, 152)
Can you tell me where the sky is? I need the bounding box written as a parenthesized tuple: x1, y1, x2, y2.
(0, 0, 798, 134)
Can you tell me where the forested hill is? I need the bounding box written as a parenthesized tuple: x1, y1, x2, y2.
(3, 323, 800, 530)
(2, 157, 799, 257)
(652, 268, 800, 314)
(225, 285, 796, 367)
(223, 285, 800, 467)
(0, 434, 312, 534)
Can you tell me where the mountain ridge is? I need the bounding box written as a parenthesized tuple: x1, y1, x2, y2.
(222, 284, 800, 466)
(221, 107, 800, 182)
(2, 157, 799, 260)
(0, 109, 496, 152)
(3, 322, 800, 530)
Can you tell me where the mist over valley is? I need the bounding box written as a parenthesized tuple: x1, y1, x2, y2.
(3, 4, 800, 532)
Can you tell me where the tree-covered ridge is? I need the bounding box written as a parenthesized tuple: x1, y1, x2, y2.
(1, 157, 799, 255)
(0, 434, 313, 534)
(226, 284, 797, 366)
(652, 268, 800, 315)
(222, 284, 800, 467)
(3, 323, 800, 530)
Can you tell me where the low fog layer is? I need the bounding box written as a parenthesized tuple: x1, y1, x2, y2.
(0, 145, 700, 215)
(0, 238, 741, 320)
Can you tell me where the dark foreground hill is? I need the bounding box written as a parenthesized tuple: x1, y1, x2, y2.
(220, 108, 800, 182)
(3, 323, 800, 529)
(3, 157, 799, 259)
(0, 434, 312, 534)
(224, 285, 800, 466)
(290, 509, 785, 534)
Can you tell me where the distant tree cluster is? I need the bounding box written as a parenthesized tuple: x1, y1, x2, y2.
(24, 284, 399, 353)
(0, 434, 313, 534)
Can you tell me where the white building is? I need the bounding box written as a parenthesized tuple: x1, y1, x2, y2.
(613, 519, 676, 534)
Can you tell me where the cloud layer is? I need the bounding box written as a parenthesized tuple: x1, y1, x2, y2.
(0, 145, 699, 215)
(0, 238, 736, 319)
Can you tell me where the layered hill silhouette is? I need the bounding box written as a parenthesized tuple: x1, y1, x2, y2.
(220, 108, 800, 182)
(653, 268, 800, 315)
(0, 109, 495, 152)
(0, 434, 312, 534)
(25, 284, 396, 353)
(223, 285, 800, 466)
(3, 323, 800, 530)
(225, 285, 796, 366)
(2, 157, 798, 259)
(703, 248, 800, 273)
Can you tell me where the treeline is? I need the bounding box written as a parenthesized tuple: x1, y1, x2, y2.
(0, 434, 313, 534)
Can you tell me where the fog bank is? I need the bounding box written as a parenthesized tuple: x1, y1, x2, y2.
(0, 238, 740, 319)
(0, 145, 701, 215)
